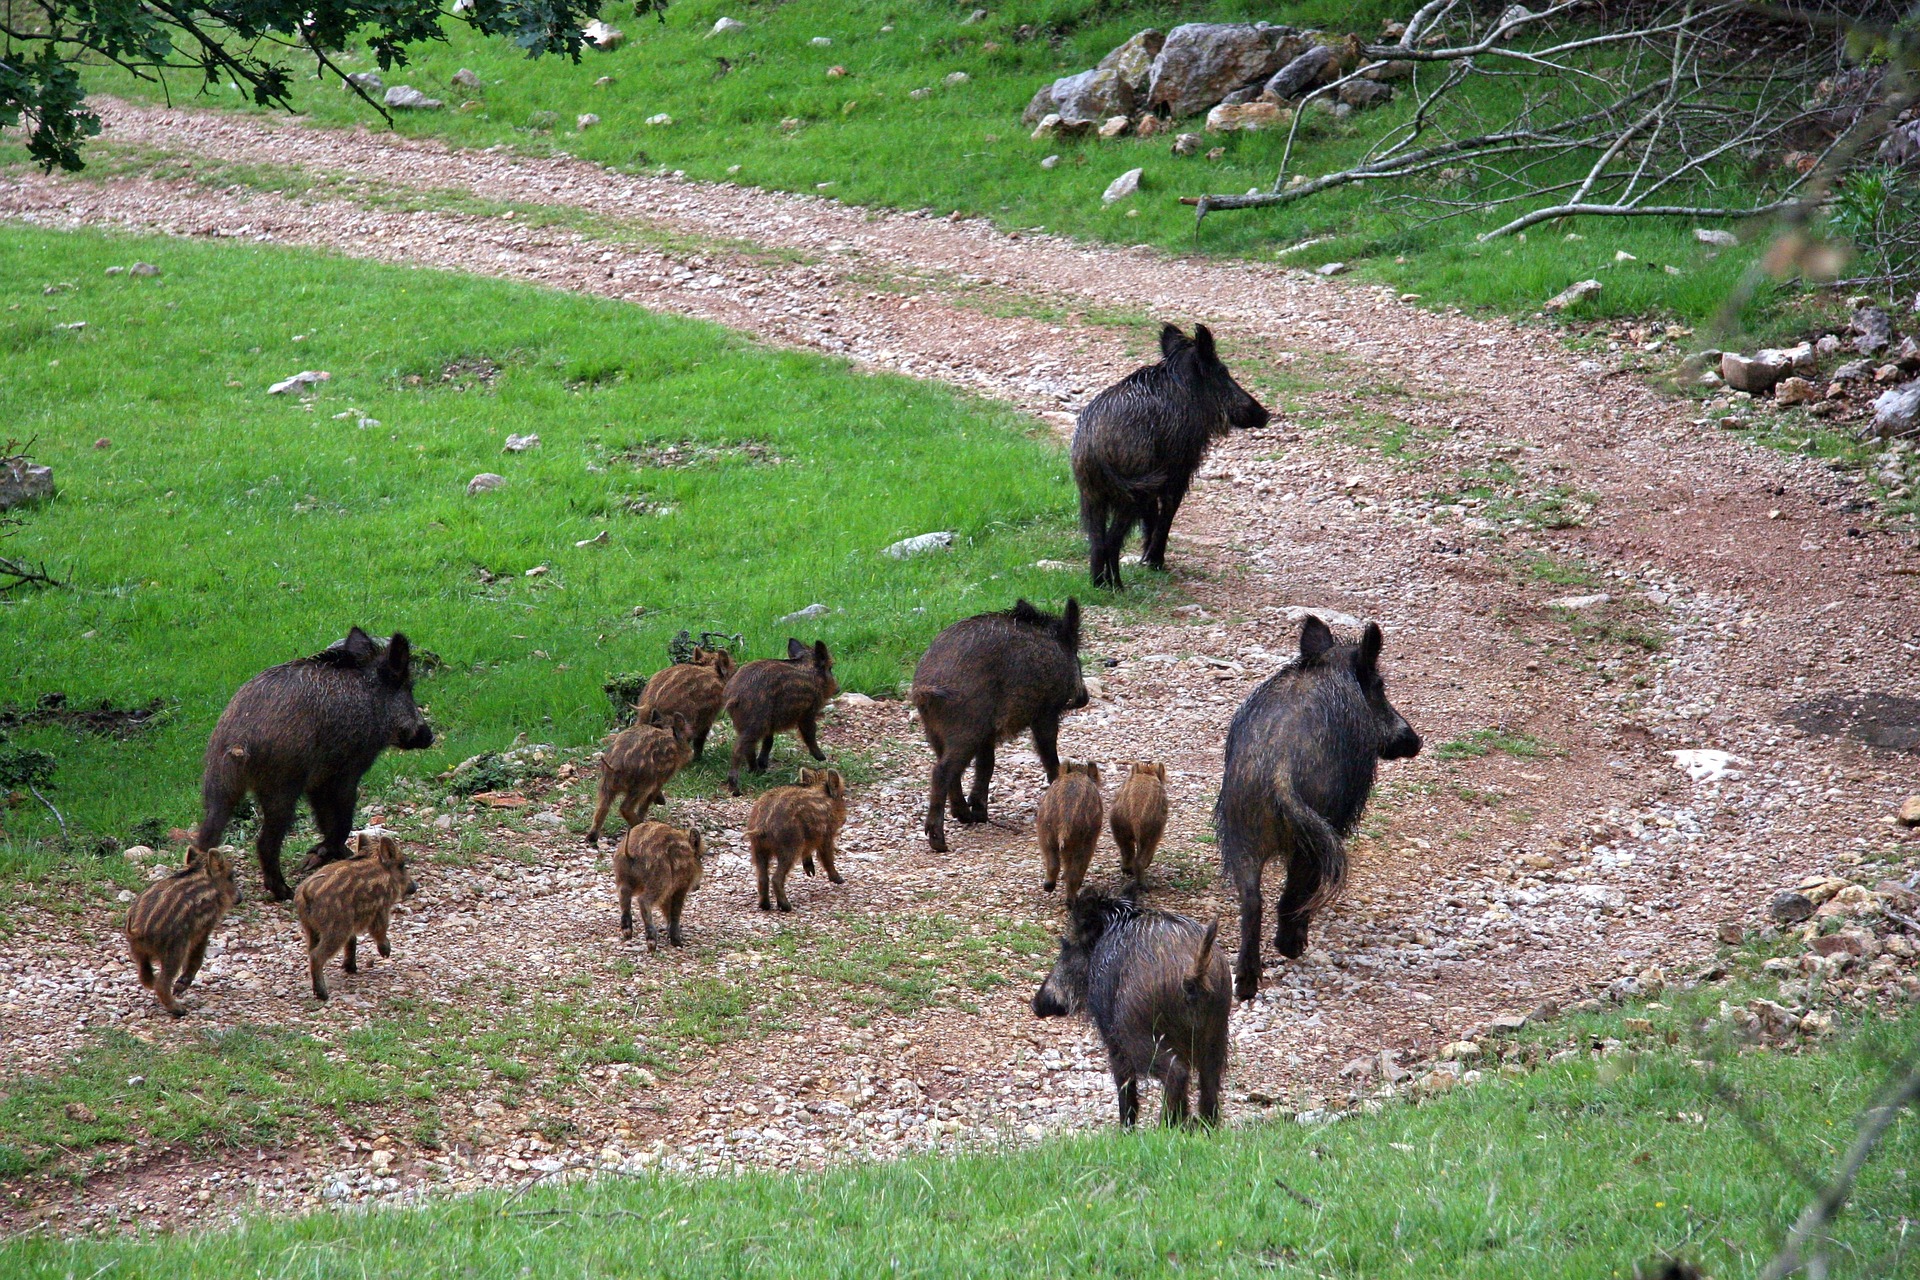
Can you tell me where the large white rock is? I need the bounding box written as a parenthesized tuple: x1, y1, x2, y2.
(383, 85, 443, 110)
(1874, 380, 1920, 438)
(1102, 167, 1144, 204)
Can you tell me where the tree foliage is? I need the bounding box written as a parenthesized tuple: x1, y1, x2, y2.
(0, 0, 606, 171)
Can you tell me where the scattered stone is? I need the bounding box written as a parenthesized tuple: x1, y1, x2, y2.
(778, 602, 831, 624)
(577, 113, 600, 130)
(1774, 376, 1817, 406)
(1315, 261, 1348, 277)
(1769, 890, 1815, 925)
(810, 36, 832, 47)
(1134, 114, 1166, 138)
(383, 86, 444, 110)
(527, 110, 559, 130)
(884, 531, 955, 558)
(1811, 930, 1876, 960)
(583, 20, 625, 50)
(827, 65, 846, 78)
(1833, 359, 1874, 382)
(1719, 349, 1792, 393)
(1098, 115, 1130, 138)
(1874, 380, 1920, 438)
(960, 9, 987, 25)
(1717, 922, 1745, 945)
(1205, 101, 1285, 132)
(1546, 592, 1609, 609)
(267, 370, 330, 395)
(1853, 305, 1893, 356)
(945, 72, 971, 87)
(1101, 167, 1143, 204)
(1488, 1014, 1528, 1033)
(575, 531, 610, 547)
(452, 68, 482, 90)
(1205, 146, 1225, 161)
(1039, 154, 1061, 170)
(1170, 132, 1203, 156)
(346, 71, 384, 91)
(1898, 795, 1920, 826)
(647, 113, 674, 127)
(1147, 22, 1298, 119)
(1030, 113, 1091, 140)
(0, 456, 54, 510)
(128, 262, 160, 276)
(504, 434, 540, 452)
(1798, 1010, 1836, 1037)
(1438, 1039, 1481, 1060)
(1816, 333, 1844, 359)
(467, 472, 506, 495)
(1543, 279, 1602, 311)
(1669, 749, 1744, 783)
(708, 16, 746, 37)
(1693, 227, 1738, 247)
(1337, 79, 1393, 109)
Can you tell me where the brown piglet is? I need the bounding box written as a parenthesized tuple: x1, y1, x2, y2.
(126, 846, 240, 1017)
(294, 831, 417, 1001)
(746, 767, 847, 912)
(587, 708, 694, 846)
(614, 821, 708, 948)
(1037, 761, 1103, 903)
(637, 648, 735, 761)
(723, 639, 838, 795)
(1110, 762, 1169, 883)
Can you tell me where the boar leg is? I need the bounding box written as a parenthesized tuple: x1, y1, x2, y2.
(1040, 829, 1060, 894)
(307, 779, 357, 866)
(727, 736, 753, 796)
(619, 789, 647, 829)
(371, 910, 392, 959)
(586, 773, 620, 846)
(1114, 824, 1137, 881)
(1273, 861, 1318, 960)
(135, 950, 156, 990)
(152, 963, 186, 1017)
(1160, 1060, 1192, 1127)
(755, 734, 775, 771)
(798, 713, 826, 762)
(309, 946, 331, 1001)
(924, 752, 966, 853)
(665, 890, 688, 946)
(771, 853, 795, 913)
(639, 900, 661, 950)
(177, 931, 211, 989)
(343, 936, 358, 975)
(754, 841, 774, 911)
(1234, 871, 1264, 1002)
(1194, 1034, 1225, 1127)
(1029, 714, 1063, 783)
(619, 885, 635, 938)
(1062, 841, 1090, 903)
(1109, 1056, 1140, 1127)
(1141, 477, 1189, 570)
(962, 742, 993, 823)
(816, 836, 844, 886)
(254, 789, 302, 901)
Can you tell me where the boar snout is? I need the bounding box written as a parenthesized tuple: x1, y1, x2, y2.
(397, 721, 435, 750)
(1381, 723, 1421, 760)
(1032, 985, 1069, 1018)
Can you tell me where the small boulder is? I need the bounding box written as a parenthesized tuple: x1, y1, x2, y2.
(1262, 45, 1335, 101)
(267, 369, 330, 395)
(128, 261, 160, 277)
(1098, 115, 1131, 138)
(1102, 167, 1144, 204)
(1774, 376, 1817, 406)
(1134, 114, 1167, 138)
(884, 531, 955, 558)
(1874, 379, 1920, 438)
(1039, 154, 1061, 170)
(1097, 30, 1166, 97)
(1050, 67, 1133, 125)
(583, 20, 625, 49)
(577, 113, 600, 130)
(778, 602, 831, 624)
(1720, 349, 1792, 393)
(384, 85, 443, 110)
(810, 36, 832, 47)
(468, 473, 506, 495)
(1147, 22, 1297, 119)
(452, 68, 482, 90)
(1694, 227, 1738, 247)
(1205, 101, 1285, 132)
(1543, 279, 1602, 311)
(1815, 334, 1844, 358)
(709, 16, 746, 36)
(1170, 132, 1203, 155)
(1768, 890, 1815, 925)
(647, 113, 674, 126)
(1898, 794, 1920, 826)
(1315, 262, 1347, 277)
(1852, 305, 1893, 357)
(504, 434, 540, 452)
(346, 71, 384, 91)
(1834, 359, 1874, 382)
(0, 457, 53, 510)
(945, 71, 970, 87)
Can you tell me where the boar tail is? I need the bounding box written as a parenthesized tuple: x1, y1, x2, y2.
(1274, 776, 1346, 915)
(1184, 921, 1219, 1003)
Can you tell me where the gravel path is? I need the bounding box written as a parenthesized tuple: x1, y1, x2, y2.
(2, 99, 1917, 1233)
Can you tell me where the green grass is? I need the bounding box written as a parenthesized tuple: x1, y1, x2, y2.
(5, 985, 1913, 1278)
(1433, 728, 1550, 762)
(79, 0, 1799, 332)
(0, 223, 1107, 851)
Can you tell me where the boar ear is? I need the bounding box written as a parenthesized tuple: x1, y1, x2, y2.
(1158, 323, 1187, 360)
(1299, 615, 1336, 663)
(1154, 762, 1167, 780)
(383, 633, 413, 681)
(1087, 762, 1102, 786)
(786, 638, 807, 661)
(690, 831, 706, 858)
(1359, 622, 1383, 672)
(715, 651, 736, 677)
(206, 849, 230, 876)
(185, 845, 205, 869)
(1060, 598, 1082, 651)
(813, 640, 831, 669)
(1193, 324, 1218, 364)
(344, 627, 377, 663)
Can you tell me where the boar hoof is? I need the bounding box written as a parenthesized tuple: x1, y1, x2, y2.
(1042, 880, 1056, 893)
(827, 871, 844, 885)
(169, 1006, 188, 1019)
(925, 827, 948, 853)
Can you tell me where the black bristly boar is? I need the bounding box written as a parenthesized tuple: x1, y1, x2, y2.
(1032, 891, 1230, 1127)
(746, 767, 847, 913)
(195, 628, 434, 901)
(1110, 761, 1169, 883)
(586, 708, 694, 847)
(910, 599, 1090, 853)
(723, 639, 838, 795)
(1071, 323, 1269, 590)
(613, 820, 708, 947)
(1214, 615, 1421, 1001)
(1036, 761, 1103, 904)
(637, 648, 736, 761)
(125, 846, 240, 1017)
(294, 830, 417, 1002)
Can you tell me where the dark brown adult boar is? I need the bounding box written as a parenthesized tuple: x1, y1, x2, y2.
(1110, 761, 1169, 883)
(1036, 761, 1103, 904)
(1033, 891, 1230, 1127)
(195, 628, 433, 900)
(1072, 323, 1269, 590)
(125, 846, 240, 1017)
(746, 767, 847, 913)
(637, 648, 735, 761)
(613, 820, 708, 948)
(586, 708, 694, 847)
(723, 639, 838, 795)
(1215, 616, 1421, 1001)
(911, 599, 1089, 853)
(294, 830, 417, 1002)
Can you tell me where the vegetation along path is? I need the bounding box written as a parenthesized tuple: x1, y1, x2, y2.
(2, 98, 1916, 1230)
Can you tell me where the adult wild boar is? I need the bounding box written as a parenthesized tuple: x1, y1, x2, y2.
(911, 599, 1089, 853)
(1071, 323, 1269, 589)
(195, 628, 434, 901)
(1215, 615, 1420, 999)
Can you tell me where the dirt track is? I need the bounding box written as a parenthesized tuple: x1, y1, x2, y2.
(2, 98, 1917, 1232)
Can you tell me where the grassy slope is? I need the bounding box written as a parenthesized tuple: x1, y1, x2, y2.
(4, 984, 1913, 1279)
(88, 0, 1788, 331)
(0, 224, 1088, 850)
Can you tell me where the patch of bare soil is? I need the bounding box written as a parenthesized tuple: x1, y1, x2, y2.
(1, 99, 1917, 1234)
